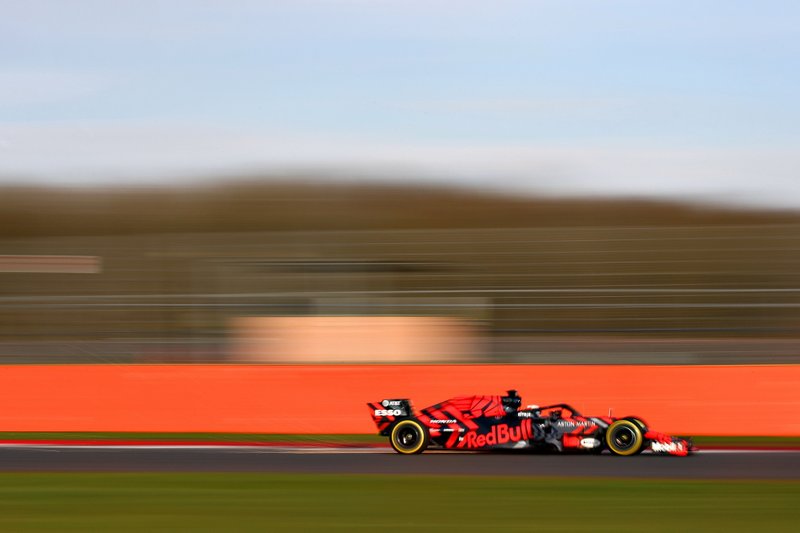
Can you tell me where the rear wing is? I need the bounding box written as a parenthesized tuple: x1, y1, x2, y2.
(367, 399, 413, 435)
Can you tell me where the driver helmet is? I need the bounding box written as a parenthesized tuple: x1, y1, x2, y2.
(501, 389, 522, 413)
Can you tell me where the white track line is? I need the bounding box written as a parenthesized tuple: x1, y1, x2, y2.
(0, 444, 796, 454)
(693, 449, 800, 454)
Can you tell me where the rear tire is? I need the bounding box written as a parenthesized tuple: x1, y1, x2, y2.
(605, 420, 644, 456)
(390, 419, 429, 455)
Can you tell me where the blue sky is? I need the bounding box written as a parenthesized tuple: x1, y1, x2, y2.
(1, 1, 799, 207)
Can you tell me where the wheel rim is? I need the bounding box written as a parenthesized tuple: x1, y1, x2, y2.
(612, 426, 637, 451)
(396, 426, 420, 451)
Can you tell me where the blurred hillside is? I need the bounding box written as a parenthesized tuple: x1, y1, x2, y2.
(1, 180, 799, 364)
(1, 180, 797, 238)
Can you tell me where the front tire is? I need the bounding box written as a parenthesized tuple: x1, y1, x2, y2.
(625, 417, 648, 432)
(390, 419, 429, 455)
(624, 417, 648, 454)
(605, 419, 644, 456)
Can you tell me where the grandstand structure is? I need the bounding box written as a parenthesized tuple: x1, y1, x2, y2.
(1, 184, 799, 364)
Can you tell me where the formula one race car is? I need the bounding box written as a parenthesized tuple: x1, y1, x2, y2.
(368, 390, 693, 456)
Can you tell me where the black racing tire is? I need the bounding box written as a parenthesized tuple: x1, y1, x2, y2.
(389, 419, 429, 455)
(625, 417, 648, 432)
(624, 417, 649, 454)
(605, 419, 645, 456)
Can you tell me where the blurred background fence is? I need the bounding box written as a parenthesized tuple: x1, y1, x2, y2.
(2, 187, 799, 365)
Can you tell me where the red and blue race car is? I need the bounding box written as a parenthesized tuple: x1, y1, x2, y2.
(369, 390, 692, 456)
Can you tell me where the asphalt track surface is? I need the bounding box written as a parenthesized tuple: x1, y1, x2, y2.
(0, 446, 798, 479)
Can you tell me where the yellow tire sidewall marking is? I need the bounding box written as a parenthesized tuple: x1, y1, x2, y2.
(391, 420, 426, 454)
(605, 420, 643, 456)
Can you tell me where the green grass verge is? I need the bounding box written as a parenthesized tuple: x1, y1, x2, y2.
(0, 473, 797, 532)
(0, 432, 798, 447)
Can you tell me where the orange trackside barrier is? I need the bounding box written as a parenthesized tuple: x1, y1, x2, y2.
(0, 364, 797, 436)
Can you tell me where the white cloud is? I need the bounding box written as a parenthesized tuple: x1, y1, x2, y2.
(395, 97, 628, 117)
(0, 69, 114, 108)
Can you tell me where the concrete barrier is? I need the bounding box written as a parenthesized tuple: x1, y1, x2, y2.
(0, 364, 797, 435)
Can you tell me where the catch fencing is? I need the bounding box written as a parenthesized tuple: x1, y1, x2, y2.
(1, 225, 799, 364)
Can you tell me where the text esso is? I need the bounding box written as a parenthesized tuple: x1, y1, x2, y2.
(374, 409, 404, 417)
